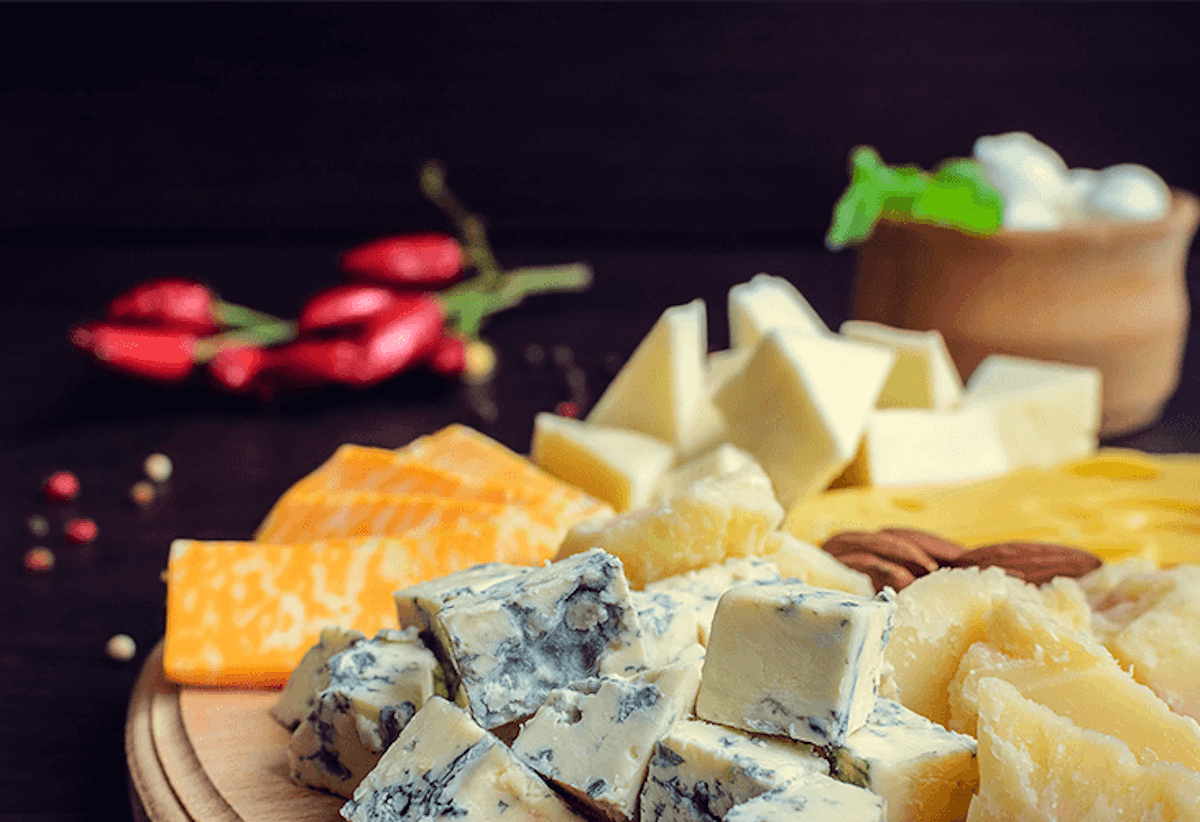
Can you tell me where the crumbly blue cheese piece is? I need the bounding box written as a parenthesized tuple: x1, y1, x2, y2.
(288, 628, 443, 798)
(723, 785, 886, 822)
(695, 582, 896, 746)
(644, 557, 782, 645)
(271, 625, 366, 731)
(511, 665, 701, 822)
(342, 696, 584, 822)
(640, 718, 830, 822)
(432, 548, 648, 729)
(631, 588, 704, 669)
(832, 697, 977, 822)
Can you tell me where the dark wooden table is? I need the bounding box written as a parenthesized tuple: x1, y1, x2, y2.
(1, 236, 1198, 821)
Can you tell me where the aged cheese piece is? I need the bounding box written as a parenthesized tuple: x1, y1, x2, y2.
(342, 696, 584, 822)
(723, 786, 885, 822)
(833, 697, 977, 822)
(512, 666, 701, 822)
(758, 530, 874, 597)
(639, 718, 831, 822)
(728, 273, 831, 351)
(696, 581, 896, 746)
(630, 589, 705, 669)
(960, 354, 1101, 469)
(587, 299, 708, 447)
(164, 537, 453, 688)
(271, 625, 366, 730)
(431, 549, 648, 729)
(556, 464, 783, 589)
(714, 329, 896, 508)
(532, 412, 676, 513)
(840, 321, 964, 411)
(288, 628, 442, 798)
(644, 556, 782, 645)
(654, 444, 757, 502)
(965, 677, 1200, 822)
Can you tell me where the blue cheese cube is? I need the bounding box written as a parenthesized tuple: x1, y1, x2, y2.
(432, 548, 649, 729)
(724, 785, 885, 821)
(695, 582, 896, 746)
(631, 589, 704, 669)
(342, 696, 584, 822)
(644, 557, 782, 645)
(832, 698, 977, 822)
(288, 628, 443, 798)
(511, 665, 701, 821)
(271, 625, 366, 731)
(640, 718, 830, 822)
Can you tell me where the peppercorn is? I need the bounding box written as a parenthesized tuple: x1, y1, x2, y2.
(44, 470, 80, 504)
(65, 518, 98, 545)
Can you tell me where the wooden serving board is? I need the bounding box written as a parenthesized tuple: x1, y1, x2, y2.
(125, 641, 343, 822)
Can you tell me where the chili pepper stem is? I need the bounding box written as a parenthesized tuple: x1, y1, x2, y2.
(213, 301, 290, 329)
(419, 160, 506, 292)
(439, 263, 593, 338)
(192, 320, 297, 364)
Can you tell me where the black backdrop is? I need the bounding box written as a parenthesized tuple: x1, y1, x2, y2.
(4, 2, 1199, 249)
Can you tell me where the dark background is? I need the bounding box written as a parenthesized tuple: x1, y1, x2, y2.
(2, 4, 1199, 821)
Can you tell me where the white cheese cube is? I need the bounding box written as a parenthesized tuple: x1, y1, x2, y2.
(728, 273, 831, 350)
(271, 625, 365, 731)
(645, 556, 782, 645)
(587, 298, 708, 447)
(343, 696, 584, 822)
(724, 785, 885, 822)
(833, 697, 978, 822)
(839, 321, 963, 411)
(512, 666, 701, 821)
(850, 406, 1012, 487)
(696, 582, 896, 746)
(288, 628, 442, 798)
(640, 718, 830, 822)
(714, 329, 895, 508)
(961, 353, 1101, 469)
(631, 588, 705, 669)
(431, 549, 648, 729)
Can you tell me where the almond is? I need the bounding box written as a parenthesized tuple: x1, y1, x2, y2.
(823, 530, 939, 577)
(950, 541, 1102, 585)
(879, 527, 967, 565)
(834, 551, 918, 592)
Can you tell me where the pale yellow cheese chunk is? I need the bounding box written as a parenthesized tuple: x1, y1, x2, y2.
(839, 320, 964, 410)
(728, 273, 831, 350)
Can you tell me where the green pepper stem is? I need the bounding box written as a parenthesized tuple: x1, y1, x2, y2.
(193, 320, 297, 363)
(213, 301, 290, 329)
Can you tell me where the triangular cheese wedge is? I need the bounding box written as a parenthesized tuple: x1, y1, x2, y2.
(728, 273, 830, 350)
(839, 320, 964, 410)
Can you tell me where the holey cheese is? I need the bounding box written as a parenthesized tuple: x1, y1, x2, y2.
(696, 581, 896, 747)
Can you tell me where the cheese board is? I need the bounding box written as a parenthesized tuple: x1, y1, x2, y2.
(126, 641, 342, 822)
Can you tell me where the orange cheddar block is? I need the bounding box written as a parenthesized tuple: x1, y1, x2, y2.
(163, 537, 460, 687)
(402, 424, 576, 496)
(288, 444, 466, 497)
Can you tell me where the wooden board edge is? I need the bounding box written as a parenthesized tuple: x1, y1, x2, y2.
(125, 642, 196, 822)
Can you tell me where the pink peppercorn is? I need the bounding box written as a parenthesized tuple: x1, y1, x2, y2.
(44, 470, 80, 504)
(65, 518, 98, 545)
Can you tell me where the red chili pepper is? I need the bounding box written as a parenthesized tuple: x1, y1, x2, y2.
(106, 277, 221, 335)
(206, 346, 267, 393)
(71, 322, 197, 384)
(252, 338, 361, 399)
(345, 295, 446, 387)
(425, 332, 467, 378)
(339, 233, 463, 289)
(297, 284, 401, 336)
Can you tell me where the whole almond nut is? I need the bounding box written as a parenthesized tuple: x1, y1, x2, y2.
(951, 541, 1102, 585)
(823, 531, 939, 577)
(834, 551, 918, 592)
(879, 527, 967, 565)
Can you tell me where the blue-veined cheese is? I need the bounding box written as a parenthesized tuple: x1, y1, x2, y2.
(431, 548, 648, 729)
(288, 628, 443, 798)
(271, 625, 366, 731)
(644, 557, 781, 645)
(511, 665, 701, 821)
(833, 697, 977, 822)
(342, 696, 584, 822)
(724, 785, 885, 821)
(639, 718, 830, 822)
(630, 589, 705, 669)
(696, 582, 896, 746)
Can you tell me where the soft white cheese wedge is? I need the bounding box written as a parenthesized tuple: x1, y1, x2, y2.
(728, 273, 831, 350)
(674, 348, 752, 462)
(532, 412, 675, 512)
(714, 329, 895, 508)
(848, 405, 1012, 487)
(653, 443, 758, 501)
(587, 298, 708, 447)
(696, 581, 897, 746)
(343, 696, 584, 822)
(839, 320, 964, 411)
(960, 353, 1101, 469)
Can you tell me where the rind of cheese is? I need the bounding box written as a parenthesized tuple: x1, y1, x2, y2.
(839, 320, 964, 411)
(966, 678, 1200, 822)
(785, 448, 1200, 568)
(728, 273, 831, 350)
(532, 412, 676, 513)
(587, 298, 708, 447)
(555, 464, 784, 589)
(164, 537, 460, 687)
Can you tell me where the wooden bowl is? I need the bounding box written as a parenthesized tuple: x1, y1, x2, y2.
(852, 189, 1199, 437)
